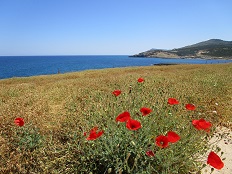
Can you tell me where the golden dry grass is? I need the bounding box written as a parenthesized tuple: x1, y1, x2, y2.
(0, 63, 231, 173)
(1, 63, 231, 128)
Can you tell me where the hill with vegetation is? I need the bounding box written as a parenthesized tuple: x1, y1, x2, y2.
(131, 39, 232, 59)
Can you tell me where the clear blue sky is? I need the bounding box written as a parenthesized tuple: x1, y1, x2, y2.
(0, 0, 231, 56)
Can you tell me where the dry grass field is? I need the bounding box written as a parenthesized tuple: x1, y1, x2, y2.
(0, 63, 231, 173)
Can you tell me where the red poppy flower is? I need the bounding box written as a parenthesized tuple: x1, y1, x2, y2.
(126, 119, 141, 131)
(192, 119, 211, 132)
(207, 151, 224, 170)
(146, 150, 155, 157)
(137, 78, 144, 83)
(14, 117, 24, 127)
(168, 98, 179, 105)
(140, 107, 152, 116)
(86, 127, 104, 140)
(155, 135, 169, 148)
(167, 131, 180, 143)
(185, 104, 196, 111)
(116, 111, 131, 122)
(112, 90, 121, 96)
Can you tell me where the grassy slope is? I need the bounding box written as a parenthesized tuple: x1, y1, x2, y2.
(0, 63, 231, 173)
(1, 63, 231, 126)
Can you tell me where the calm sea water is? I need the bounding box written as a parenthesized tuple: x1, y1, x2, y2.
(0, 55, 231, 79)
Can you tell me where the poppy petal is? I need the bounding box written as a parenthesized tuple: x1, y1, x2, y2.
(96, 130, 104, 138)
(192, 120, 201, 130)
(167, 131, 180, 143)
(207, 151, 224, 170)
(116, 111, 131, 122)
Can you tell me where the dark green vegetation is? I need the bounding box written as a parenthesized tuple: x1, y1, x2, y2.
(0, 64, 231, 173)
(132, 39, 232, 59)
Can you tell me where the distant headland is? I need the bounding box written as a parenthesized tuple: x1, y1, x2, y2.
(130, 39, 232, 59)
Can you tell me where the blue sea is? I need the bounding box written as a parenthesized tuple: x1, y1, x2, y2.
(0, 55, 231, 79)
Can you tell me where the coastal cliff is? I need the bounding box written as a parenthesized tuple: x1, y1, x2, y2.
(131, 39, 232, 59)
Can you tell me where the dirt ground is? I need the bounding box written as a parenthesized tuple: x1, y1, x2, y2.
(201, 126, 232, 174)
